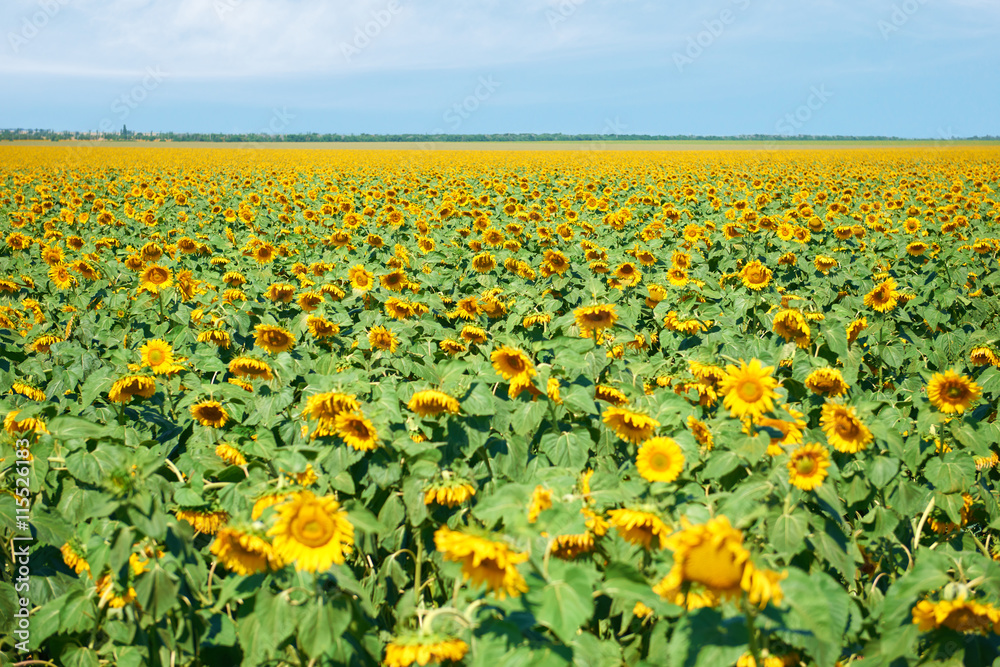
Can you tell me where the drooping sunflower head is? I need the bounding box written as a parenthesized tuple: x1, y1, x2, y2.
(334, 411, 379, 451)
(408, 389, 461, 417)
(574, 304, 618, 338)
(804, 368, 850, 397)
(607, 508, 670, 550)
(254, 324, 296, 354)
(368, 325, 398, 353)
(491, 346, 535, 381)
(602, 406, 660, 444)
(210, 526, 281, 575)
(820, 402, 872, 453)
(927, 370, 981, 414)
(228, 356, 274, 381)
(191, 400, 229, 428)
(433, 526, 528, 599)
(664, 515, 750, 596)
(384, 635, 470, 667)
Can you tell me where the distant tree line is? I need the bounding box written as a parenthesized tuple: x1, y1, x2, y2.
(2, 128, 998, 143)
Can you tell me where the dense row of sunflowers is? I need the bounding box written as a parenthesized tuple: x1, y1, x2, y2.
(1, 144, 999, 666)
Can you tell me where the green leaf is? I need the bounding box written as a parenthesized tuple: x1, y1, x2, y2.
(462, 382, 497, 416)
(134, 564, 180, 621)
(297, 597, 351, 658)
(923, 452, 975, 494)
(770, 512, 809, 558)
(511, 400, 549, 436)
(47, 415, 109, 440)
(601, 562, 655, 602)
(561, 383, 598, 415)
(703, 451, 741, 479)
(530, 566, 595, 643)
(778, 568, 850, 666)
(878, 549, 951, 632)
(539, 429, 591, 470)
(867, 456, 900, 489)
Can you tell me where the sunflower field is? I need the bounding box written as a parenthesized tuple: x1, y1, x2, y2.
(1, 144, 1000, 667)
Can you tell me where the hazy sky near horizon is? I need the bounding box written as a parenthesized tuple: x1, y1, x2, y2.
(1, 0, 997, 138)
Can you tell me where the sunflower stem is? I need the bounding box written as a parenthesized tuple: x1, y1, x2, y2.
(414, 526, 424, 610)
(744, 599, 763, 667)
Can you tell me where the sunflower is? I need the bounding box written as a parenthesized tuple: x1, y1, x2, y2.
(804, 368, 849, 397)
(912, 596, 1000, 634)
(543, 249, 570, 275)
(348, 265, 374, 291)
(215, 443, 247, 466)
(595, 384, 628, 406)
(424, 477, 476, 507)
(11, 382, 45, 402)
(49, 263, 76, 289)
(267, 491, 354, 572)
(408, 390, 460, 417)
(297, 291, 323, 311)
(30, 334, 63, 354)
(140, 265, 173, 293)
(254, 324, 296, 354)
(108, 375, 156, 403)
(460, 325, 488, 344)
(927, 370, 981, 414)
(229, 356, 274, 381)
(175, 510, 228, 534)
(384, 635, 469, 667)
(739, 260, 772, 291)
(636, 437, 684, 483)
(368, 325, 398, 353)
(527, 485, 554, 523)
(4, 410, 48, 435)
(602, 406, 660, 444)
(658, 516, 783, 608)
(667, 267, 688, 287)
(864, 277, 899, 313)
(847, 317, 868, 345)
(140, 339, 174, 373)
(820, 402, 872, 453)
(197, 329, 231, 349)
(813, 255, 838, 274)
(687, 416, 714, 450)
(772, 309, 810, 347)
(787, 443, 830, 491)
(522, 312, 552, 327)
(210, 527, 280, 575)
(607, 508, 670, 550)
(491, 346, 535, 383)
(334, 411, 379, 451)
(434, 526, 528, 599)
(191, 400, 229, 428)
(380, 269, 409, 292)
(61, 542, 90, 575)
(472, 251, 497, 273)
(574, 304, 618, 338)
(719, 359, 778, 420)
(303, 392, 360, 423)
(614, 262, 642, 286)
(265, 283, 296, 303)
(970, 346, 1000, 367)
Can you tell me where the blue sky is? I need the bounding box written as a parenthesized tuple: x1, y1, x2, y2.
(1, 0, 997, 137)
